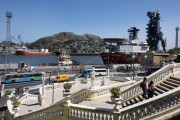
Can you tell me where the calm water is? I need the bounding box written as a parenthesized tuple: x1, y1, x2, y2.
(0, 55, 103, 66)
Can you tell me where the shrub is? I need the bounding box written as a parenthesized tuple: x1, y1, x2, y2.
(63, 83, 72, 90)
(24, 87, 29, 92)
(110, 87, 121, 98)
(168, 48, 176, 55)
(12, 100, 20, 107)
(15, 93, 19, 97)
(5, 90, 12, 95)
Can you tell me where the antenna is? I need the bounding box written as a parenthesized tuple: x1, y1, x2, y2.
(4, 11, 12, 74)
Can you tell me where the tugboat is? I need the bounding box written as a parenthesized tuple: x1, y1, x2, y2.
(58, 51, 72, 66)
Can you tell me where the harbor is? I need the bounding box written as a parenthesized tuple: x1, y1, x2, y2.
(0, 1, 179, 119)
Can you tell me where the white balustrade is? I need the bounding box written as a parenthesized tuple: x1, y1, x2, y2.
(6, 63, 180, 120)
(69, 104, 114, 120)
(120, 87, 180, 120)
(121, 64, 175, 100)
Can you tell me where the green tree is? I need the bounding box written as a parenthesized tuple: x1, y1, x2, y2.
(168, 48, 176, 55)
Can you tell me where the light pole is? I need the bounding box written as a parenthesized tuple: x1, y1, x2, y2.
(132, 54, 135, 80)
(144, 55, 147, 77)
(52, 74, 54, 104)
(41, 72, 45, 96)
(58, 58, 60, 75)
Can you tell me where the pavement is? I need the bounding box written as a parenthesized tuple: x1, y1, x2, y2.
(3, 66, 180, 118)
(8, 71, 143, 117)
(16, 75, 123, 116)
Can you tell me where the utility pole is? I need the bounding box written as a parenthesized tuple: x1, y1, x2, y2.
(4, 11, 12, 75)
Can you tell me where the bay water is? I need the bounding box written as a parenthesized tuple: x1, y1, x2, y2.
(0, 55, 103, 66)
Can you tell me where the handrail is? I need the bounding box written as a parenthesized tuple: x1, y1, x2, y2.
(5, 63, 180, 120)
(55, 88, 88, 105)
(69, 103, 114, 120)
(119, 87, 180, 120)
(121, 64, 175, 100)
(15, 104, 63, 120)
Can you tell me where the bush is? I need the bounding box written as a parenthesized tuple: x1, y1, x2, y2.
(15, 93, 19, 97)
(110, 87, 121, 98)
(168, 48, 176, 55)
(12, 100, 20, 107)
(63, 83, 72, 90)
(5, 90, 12, 95)
(24, 87, 29, 92)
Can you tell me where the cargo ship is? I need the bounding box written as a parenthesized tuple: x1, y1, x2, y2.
(15, 45, 51, 56)
(100, 27, 149, 65)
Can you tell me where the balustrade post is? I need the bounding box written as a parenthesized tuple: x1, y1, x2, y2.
(86, 89, 96, 101)
(74, 76, 79, 84)
(90, 67, 95, 89)
(113, 112, 120, 120)
(101, 77, 106, 86)
(172, 63, 176, 76)
(62, 100, 71, 120)
(113, 96, 122, 112)
(85, 76, 88, 84)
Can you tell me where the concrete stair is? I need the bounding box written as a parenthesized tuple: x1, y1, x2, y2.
(122, 76, 180, 108)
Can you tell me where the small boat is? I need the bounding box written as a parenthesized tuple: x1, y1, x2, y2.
(58, 51, 72, 66)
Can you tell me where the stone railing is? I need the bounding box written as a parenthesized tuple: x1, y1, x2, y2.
(14, 104, 63, 120)
(119, 87, 180, 120)
(7, 85, 179, 120)
(86, 80, 133, 101)
(70, 89, 88, 103)
(55, 88, 88, 105)
(44, 81, 77, 91)
(18, 94, 37, 104)
(6, 63, 180, 120)
(68, 103, 115, 120)
(121, 64, 176, 100)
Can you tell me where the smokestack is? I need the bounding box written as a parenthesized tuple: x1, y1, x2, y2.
(175, 26, 179, 48)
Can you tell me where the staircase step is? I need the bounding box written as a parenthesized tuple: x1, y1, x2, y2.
(154, 91, 160, 96)
(167, 79, 180, 85)
(164, 80, 179, 87)
(157, 84, 170, 92)
(154, 87, 165, 94)
(161, 82, 175, 90)
(170, 76, 180, 81)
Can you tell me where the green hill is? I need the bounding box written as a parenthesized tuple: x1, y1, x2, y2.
(29, 32, 103, 53)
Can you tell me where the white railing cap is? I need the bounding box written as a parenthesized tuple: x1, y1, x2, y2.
(121, 87, 180, 112)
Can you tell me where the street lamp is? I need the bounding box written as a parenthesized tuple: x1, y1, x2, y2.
(52, 73, 54, 104)
(41, 72, 45, 96)
(144, 55, 147, 77)
(58, 58, 60, 75)
(132, 54, 135, 80)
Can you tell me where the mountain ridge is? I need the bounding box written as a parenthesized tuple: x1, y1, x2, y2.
(29, 32, 104, 53)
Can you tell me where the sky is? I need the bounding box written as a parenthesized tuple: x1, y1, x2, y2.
(0, 0, 180, 49)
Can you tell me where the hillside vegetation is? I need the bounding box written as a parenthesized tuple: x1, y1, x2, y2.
(29, 32, 104, 53)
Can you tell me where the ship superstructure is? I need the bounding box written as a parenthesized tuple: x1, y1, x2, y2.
(100, 27, 149, 65)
